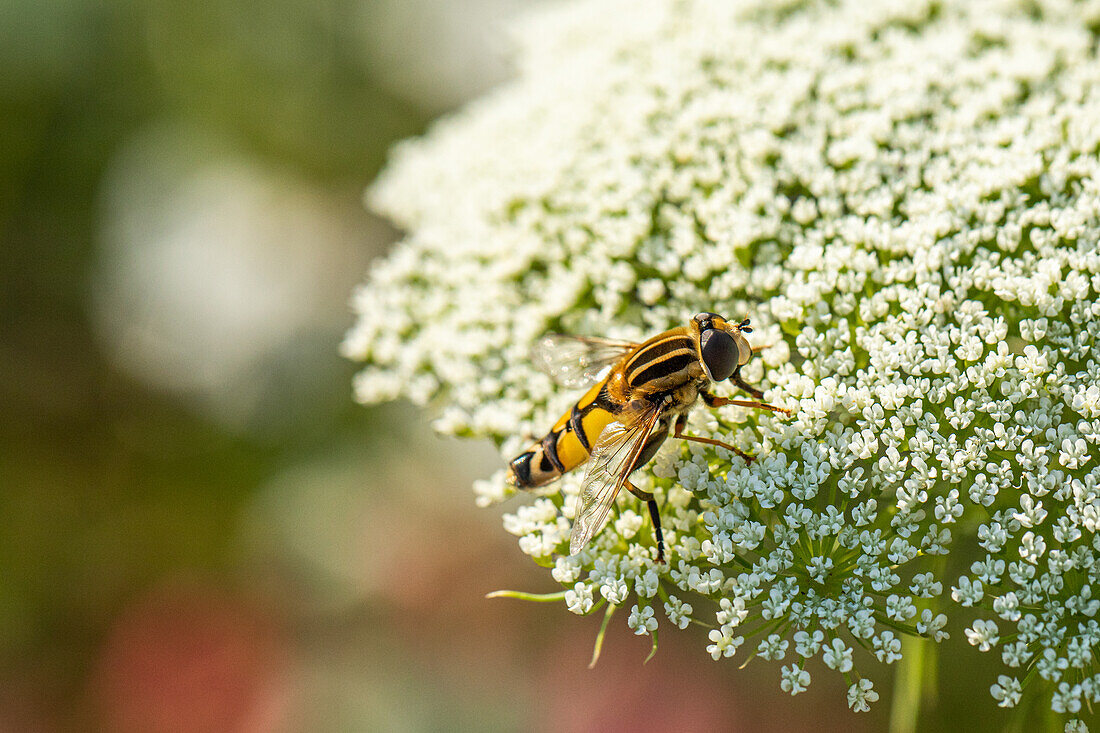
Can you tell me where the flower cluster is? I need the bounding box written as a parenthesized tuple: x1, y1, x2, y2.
(344, 0, 1100, 724)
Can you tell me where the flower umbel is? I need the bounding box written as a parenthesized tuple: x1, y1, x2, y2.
(345, 0, 1100, 722)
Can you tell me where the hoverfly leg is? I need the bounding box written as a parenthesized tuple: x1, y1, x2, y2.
(733, 372, 765, 400)
(672, 413, 754, 462)
(702, 389, 793, 417)
(723, 398, 794, 417)
(646, 499, 665, 564)
(626, 479, 665, 564)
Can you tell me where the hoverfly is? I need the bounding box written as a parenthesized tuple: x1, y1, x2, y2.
(507, 312, 792, 563)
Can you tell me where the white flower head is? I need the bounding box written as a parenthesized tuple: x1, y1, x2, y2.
(823, 638, 854, 673)
(627, 604, 658, 635)
(847, 678, 879, 712)
(966, 620, 1001, 653)
(349, 0, 1100, 719)
(663, 594, 693, 629)
(991, 676, 1023, 708)
(707, 624, 744, 660)
(780, 664, 811, 696)
(565, 582, 594, 615)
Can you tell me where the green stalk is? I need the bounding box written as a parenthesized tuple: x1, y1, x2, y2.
(889, 635, 936, 733)
(589, 603, 617, 668)
(485, 589, 568, 602)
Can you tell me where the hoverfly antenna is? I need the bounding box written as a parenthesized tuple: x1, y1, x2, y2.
(739, 317, 753, 333)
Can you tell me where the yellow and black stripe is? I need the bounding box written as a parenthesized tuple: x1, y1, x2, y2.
(622, 329, 696, 391)
(509, 380, 619, 488)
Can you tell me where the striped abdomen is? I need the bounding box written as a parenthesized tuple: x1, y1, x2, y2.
(509, 381, 617, 488)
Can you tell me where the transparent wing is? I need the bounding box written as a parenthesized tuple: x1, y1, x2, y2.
(569, 403, 664, 556)
(530, 334, 637, 388)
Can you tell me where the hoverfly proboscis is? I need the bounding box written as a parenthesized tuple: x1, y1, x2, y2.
(507, 312, 793, 564)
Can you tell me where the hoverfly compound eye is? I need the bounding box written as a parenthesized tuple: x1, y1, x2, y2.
(699, 328, 738, 381)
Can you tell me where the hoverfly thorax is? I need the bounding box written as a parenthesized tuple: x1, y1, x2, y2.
(691, 312, 754, 382)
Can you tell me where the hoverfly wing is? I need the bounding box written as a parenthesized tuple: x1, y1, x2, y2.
(568, 403, 664, 556)
(530, 335, 637, 388)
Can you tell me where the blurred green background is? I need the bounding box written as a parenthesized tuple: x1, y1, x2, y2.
(0, 1, 1008, 731)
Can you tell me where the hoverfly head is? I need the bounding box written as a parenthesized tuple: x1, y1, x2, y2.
(694, 312, 756, 381)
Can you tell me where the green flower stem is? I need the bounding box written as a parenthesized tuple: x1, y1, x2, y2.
(589, 603, 617, 669)
(485, 589, 568, 602)
(889, 635, 937, 733)
(644, 629, 659, 664)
